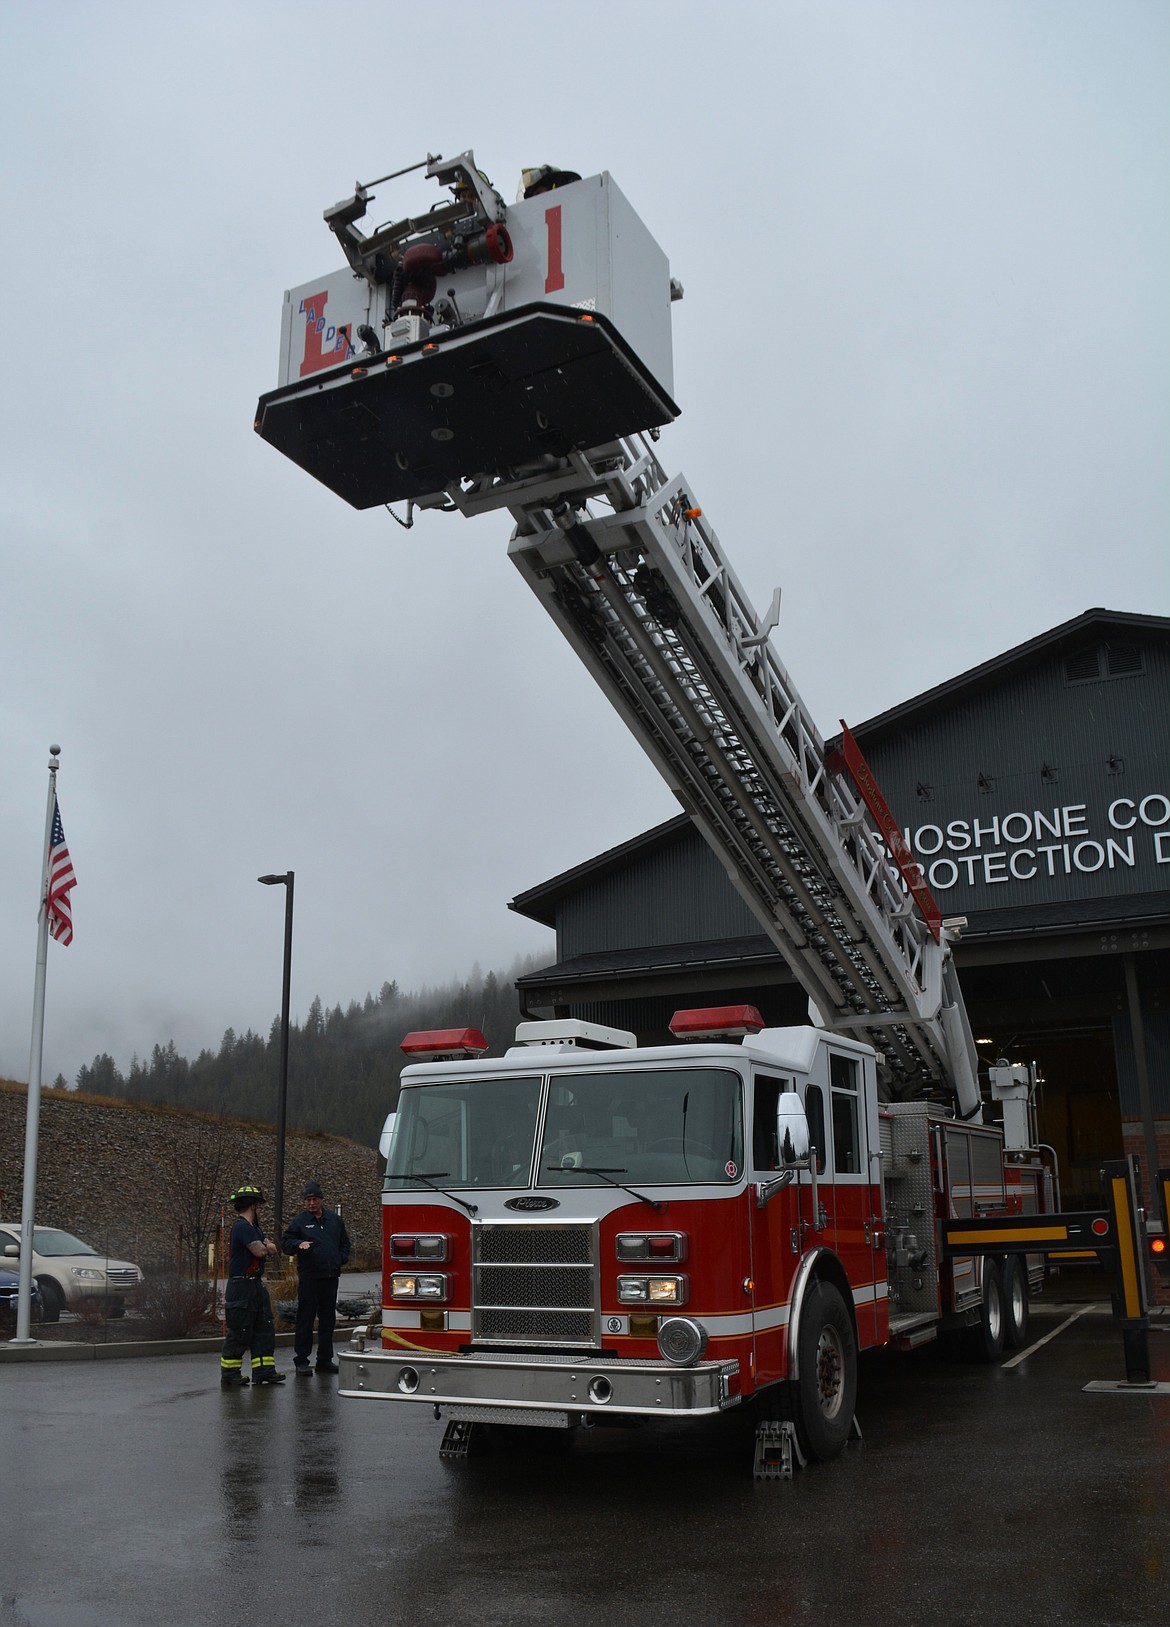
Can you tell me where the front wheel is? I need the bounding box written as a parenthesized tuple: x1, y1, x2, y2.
(791, 1281, 857, 1461)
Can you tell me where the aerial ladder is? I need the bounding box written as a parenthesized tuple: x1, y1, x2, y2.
(254, 150, 978, 1122)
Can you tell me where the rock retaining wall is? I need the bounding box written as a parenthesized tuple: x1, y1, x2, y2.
(0, 1080, 381, 1271)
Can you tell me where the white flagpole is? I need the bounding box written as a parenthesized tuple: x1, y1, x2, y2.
(13, 745, 61, 1345)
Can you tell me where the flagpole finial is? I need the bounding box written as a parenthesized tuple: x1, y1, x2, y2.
(49, 744, 60, 760)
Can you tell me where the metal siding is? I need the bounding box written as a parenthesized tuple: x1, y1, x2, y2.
(861, 638, 1170, 919)
(558, 828, 758, 959)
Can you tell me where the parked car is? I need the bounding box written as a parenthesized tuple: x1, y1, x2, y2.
(0, 1225, 142, 1322)
(0, 1264, 43, 1329)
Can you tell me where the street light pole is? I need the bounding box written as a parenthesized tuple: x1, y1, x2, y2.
(258, 871, 294, 1242)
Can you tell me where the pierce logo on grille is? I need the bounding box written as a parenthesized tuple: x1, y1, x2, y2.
(504, 1196, 561, 1211)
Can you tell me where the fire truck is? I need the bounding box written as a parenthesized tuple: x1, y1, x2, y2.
(254, 153, 1137, 1470)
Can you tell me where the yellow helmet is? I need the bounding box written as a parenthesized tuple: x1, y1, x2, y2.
(518, 165, 582, 201)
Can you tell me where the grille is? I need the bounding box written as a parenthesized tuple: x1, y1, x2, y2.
(472, 1223, 597, 1348)
(106, 1270, 138, 1287)
(476, 1226, 592, 1265)
(477, 1309, 596, 1342)
(476, 1265, 594, 1308)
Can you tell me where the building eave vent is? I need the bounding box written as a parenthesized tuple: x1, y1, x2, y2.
(1064, 643, 1144, 684)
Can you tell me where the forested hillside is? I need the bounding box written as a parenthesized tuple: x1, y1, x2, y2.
(71, 958, 541, 1151)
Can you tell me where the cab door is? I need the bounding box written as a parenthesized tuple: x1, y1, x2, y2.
(822, 1049, 886, 1348)
(747, 1070, 800, 1388)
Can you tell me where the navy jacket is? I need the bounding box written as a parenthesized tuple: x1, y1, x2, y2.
(281, 1207, 351, 1278)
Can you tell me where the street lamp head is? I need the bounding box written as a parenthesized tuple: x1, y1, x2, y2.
(258, 873, 290, 886)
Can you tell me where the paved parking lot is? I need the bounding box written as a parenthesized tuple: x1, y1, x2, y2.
(1, 1299, 1168, 1627)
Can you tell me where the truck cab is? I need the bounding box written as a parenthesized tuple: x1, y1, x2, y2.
(342, 1008, 886, 1461)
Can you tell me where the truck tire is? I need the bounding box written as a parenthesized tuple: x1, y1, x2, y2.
(791, 1281, 857, 1461)
(969, 1259, 1005, 1362)
(1001, 1256, 1029, 1349)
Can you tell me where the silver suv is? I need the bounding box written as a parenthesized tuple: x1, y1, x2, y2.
(0, 1225, 143, 1322)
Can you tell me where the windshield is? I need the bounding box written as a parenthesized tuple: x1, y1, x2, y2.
(384, 1075, 543, 1190)
(32, 1228, 97, 1257)
(539, 1067, 743, 1186)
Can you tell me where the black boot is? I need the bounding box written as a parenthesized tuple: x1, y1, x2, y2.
(254, 1370, 286, 1384)
(221, 1373, 250, 1388)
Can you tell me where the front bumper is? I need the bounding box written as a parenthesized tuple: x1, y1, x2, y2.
(338, 1342, 739, 1420)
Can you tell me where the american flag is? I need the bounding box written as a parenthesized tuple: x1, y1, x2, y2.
(46, 798, 76, 947)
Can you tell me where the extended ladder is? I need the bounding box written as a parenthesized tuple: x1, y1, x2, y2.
(448, 435, 981, 1114)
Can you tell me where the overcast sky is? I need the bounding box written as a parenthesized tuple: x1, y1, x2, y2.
(1, 0, 1166, 1089)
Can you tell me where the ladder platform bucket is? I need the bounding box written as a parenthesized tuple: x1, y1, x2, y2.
(254, 303, 678, 510)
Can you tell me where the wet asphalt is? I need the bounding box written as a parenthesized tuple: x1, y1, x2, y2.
(1, 1302, 1167, 1627)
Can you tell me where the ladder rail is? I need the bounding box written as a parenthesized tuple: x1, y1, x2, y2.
(449, 433, 978, 1107)
(513, 533, 947, 1090)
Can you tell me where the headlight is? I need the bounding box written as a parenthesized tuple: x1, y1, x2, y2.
(71, 1268, 103, 1280)
(617, 1274, 688, 1306)
(389, 1272, 449, 1302)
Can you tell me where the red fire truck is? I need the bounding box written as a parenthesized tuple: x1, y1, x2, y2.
(256, 152, 1094, 1469)
(354, 1010, 1049, 1469)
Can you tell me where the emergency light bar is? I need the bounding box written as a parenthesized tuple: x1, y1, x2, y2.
(668, 1005, 765, 1040)
(400, 1028, 488, 1059)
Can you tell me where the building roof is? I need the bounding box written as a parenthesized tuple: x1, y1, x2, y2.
(509, 814, 692, 927)
(850, 608, 1170, 744)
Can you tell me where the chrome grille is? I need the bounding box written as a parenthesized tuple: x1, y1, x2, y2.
(476, 1264, 594, 1308)
(106, 1269, 138, 1287)
(477, 1309, 596, 1342)
(472, 1223, 597, 1348)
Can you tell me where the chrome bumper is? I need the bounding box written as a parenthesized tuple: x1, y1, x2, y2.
(338, 1344, 739, 1419)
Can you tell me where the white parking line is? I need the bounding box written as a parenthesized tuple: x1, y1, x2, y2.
(1003, 1303, 1095, 1369)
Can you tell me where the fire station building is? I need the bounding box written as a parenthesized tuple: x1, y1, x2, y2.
(511, 609, 1170, 1213)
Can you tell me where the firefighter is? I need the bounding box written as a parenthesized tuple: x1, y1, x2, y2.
(517, 164, 581, 200)
(219, 1184, 285, 1388)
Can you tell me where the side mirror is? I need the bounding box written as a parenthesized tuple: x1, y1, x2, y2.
(757, 1091, 813, 1209)
(378, 1111, 397, 1163)
(3, 1243, 18, 1258)
(776, 1091, 811, 1167)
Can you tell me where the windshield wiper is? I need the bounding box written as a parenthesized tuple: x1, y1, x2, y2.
(403, 1170, 478, 1217)
(545, 1165, 664, 1214)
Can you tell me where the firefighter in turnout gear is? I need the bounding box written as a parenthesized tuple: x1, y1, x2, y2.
(220, 1185, 285, 1387)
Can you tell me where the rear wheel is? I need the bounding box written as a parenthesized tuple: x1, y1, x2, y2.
(791, 1281, 857, 1461)
(38, 1279, 64, 1323)
(1002, 1257, 1029, 1350)
(969, 1259, 1005, 1362)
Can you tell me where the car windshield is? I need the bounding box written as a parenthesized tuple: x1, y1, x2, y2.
(384, 1075, 543, 1190)
(539, 1067, 743, 1186)
(31, 1228, 98, 1257)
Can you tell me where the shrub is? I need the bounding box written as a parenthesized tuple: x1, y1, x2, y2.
(135, 1276, 216, 1339)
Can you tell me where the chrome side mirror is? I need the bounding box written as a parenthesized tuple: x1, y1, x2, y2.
(757, 1091, 813, 1209)
(776, 1091, 810, 1166)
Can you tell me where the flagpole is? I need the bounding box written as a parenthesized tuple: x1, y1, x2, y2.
(13, 745, 60, 1344)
